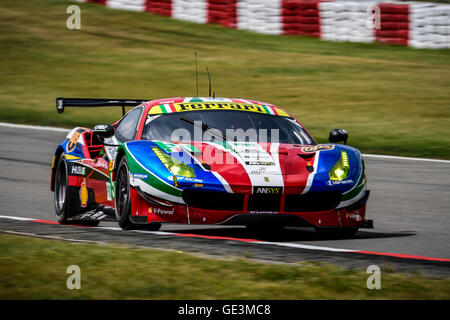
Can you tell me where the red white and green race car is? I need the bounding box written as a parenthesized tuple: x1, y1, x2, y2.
(51, 97, 372, 236)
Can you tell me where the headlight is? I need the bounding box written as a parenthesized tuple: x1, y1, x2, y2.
(152, 146, 195, 178)
(329, 151, 349, 181)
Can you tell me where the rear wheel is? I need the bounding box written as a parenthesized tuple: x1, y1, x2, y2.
(54, 155, 70, 224)
(314, 227, 359, 239)
(53, 154, 99, 226)
(115, 157, 134, 230)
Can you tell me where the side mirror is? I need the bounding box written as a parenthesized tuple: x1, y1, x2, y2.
(328, 129, 348, 144)
(92, 124, 114, 139)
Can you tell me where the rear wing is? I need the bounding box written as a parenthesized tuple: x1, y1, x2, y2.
(56, 97, 149, 116)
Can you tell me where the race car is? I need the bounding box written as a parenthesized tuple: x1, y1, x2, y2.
(51, 97, 372, 237)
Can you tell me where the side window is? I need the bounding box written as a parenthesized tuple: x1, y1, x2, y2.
(115, 107, 143, 142)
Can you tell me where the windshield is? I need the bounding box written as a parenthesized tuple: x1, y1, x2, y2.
(141, 111, 315, 145)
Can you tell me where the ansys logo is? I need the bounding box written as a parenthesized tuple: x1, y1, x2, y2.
(254, 187, 282, 194)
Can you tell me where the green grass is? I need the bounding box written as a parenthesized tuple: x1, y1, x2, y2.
(0, 234, 449, 299)
(0, 0, 449, 158)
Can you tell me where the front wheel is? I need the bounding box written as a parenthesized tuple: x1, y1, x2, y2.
(115, 157, 134, 230)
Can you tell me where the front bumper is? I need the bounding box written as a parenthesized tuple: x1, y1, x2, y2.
(130, 186, 372, 229)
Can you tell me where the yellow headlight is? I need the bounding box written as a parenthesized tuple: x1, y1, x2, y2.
(152, 146, 195, 178)
(329, 151, 350, 181)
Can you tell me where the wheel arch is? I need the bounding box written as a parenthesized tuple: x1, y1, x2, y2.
(114, 146, 127, 175)
(50, 146, 65, 191)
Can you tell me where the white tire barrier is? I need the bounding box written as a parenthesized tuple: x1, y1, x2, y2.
(79, 0, 450, 49)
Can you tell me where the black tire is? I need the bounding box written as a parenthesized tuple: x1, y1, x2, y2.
(54, 154, 70, 224)
(115, 157, 134, 230)
(314, 227, 359, 239)
(53, 154, 99, 227)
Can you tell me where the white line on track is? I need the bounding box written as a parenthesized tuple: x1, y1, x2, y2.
(0, 214, 354, 253)
(362, 153, 450, 164)
(0, 215, 33, 221)
(1, 122, 448, 163)
(257, 241, 357, 253)
(0, 122, 69, 133)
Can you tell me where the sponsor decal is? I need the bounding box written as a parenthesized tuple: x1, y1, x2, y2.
(327, 179, 354, 186)
(131, 173, 149, 180)
(250, 168, 278, 175)
(168, 176, 204, 184)
(253, 186, 282, 194)
(106, 182, 113, 201)
(80, 179, 88, 207)
(346, 212, 362, 221)
(57, 98, 64, 112)
(245, 161, 274, 166)
(152, 207, 174, 215)
(66, 131, 81, 153)
(301, 145, 334, 153)
(249, 211, 278, 214)
(95, 159, 109, 170)
(149, 102, 290, 117)
(92, 124, 109, 131)
(71, 165, 86, 176)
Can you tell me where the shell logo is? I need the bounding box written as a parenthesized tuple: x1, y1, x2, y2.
(80, 180, 88, 207)
(67, 131, 81, 153)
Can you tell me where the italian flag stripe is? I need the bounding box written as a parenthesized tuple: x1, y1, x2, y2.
(271, 107, 279, 115)
(167, 103, 176, 113)
(159, 104, 167, 113)
(164, 104, 173, 113)
(262, 105, 274, 115)
(261, 105, 270, 115)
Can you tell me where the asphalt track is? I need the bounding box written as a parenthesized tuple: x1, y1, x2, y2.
(0, 123, 449, 275)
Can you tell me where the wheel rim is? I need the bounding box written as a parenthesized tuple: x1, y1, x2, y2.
(116, 164, 129, 218)
(54, 161, 66, 215)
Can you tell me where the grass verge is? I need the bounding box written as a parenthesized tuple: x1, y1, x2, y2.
(0, 0, 449, 158)
(0, 234, 449, 299)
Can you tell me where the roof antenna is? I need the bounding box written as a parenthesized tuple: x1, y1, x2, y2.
(207, 67, 212, 97)
(195, 52, 199, 97)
